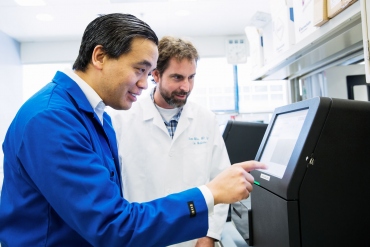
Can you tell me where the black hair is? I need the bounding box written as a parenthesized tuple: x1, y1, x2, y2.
(73, 13, 158, 72)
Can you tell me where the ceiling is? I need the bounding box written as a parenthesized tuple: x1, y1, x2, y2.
(0, 0, 271, 43)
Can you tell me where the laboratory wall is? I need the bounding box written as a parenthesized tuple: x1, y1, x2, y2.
(20, 36, 229, 64)
(0, 30, 23, 189)
(325, 64, 365, 99)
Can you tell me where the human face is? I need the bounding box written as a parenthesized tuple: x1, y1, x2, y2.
(153, 57, 196, 109)
(99, 37, 158, 110)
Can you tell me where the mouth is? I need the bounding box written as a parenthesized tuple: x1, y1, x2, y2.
(128, 91, 141, 101)
(174, 92, 188, 98)
(175, 95, 186, 100)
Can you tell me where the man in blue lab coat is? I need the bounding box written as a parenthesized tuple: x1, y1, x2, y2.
(0, 13, 265, 247)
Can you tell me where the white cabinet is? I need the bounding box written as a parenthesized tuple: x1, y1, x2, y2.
(251, 1, 362, 81)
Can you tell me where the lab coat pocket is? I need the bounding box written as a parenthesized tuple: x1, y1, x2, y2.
(182, 146, 211, 187)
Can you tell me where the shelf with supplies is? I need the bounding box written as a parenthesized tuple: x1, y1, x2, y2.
(251, 1, 362, 81)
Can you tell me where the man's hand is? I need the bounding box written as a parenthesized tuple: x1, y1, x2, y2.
(195, 236, 215, 247)
(206, 160, 266, 205)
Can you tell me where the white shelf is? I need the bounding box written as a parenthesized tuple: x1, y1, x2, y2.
(251, 1, 362, 81)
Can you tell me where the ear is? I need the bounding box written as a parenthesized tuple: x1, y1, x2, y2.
(151, 69, 160, 83)
(91, 45, 106, 70)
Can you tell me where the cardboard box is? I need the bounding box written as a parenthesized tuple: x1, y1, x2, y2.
(245, 26, 264, 69)
(327, 0, 357, 18)
(270, 0, 296, 54)
(293, 0, 317, 43)
(313, 0, 329, 26)
(262, 20, 275, 64)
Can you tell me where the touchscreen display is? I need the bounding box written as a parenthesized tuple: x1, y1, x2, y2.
(259, 109, 308, 179)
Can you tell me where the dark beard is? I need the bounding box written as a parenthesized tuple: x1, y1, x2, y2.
(159, 86, 190, 108)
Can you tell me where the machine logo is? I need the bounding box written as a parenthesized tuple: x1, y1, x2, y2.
(260, 173, 270, 181)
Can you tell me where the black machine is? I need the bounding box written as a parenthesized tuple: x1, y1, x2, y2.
(222, 120, 268, 164)
(231, 97, 370, 246)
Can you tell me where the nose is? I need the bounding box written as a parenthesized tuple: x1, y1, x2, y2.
(137, 76, 148, 90)
(179, 79, 190, 92)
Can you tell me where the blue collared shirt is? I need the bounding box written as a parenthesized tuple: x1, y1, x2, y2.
(0, 71, 210, 246)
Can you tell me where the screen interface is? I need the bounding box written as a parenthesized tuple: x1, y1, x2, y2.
(259, 109, 308, 179)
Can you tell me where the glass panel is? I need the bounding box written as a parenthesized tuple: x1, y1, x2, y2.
(189, 57, 235, 112)
(237, 63, 289, 114)
(270, 85, 283, 91)
(23, 63, 72, 102)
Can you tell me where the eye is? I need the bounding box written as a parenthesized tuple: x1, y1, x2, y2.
(172, 75, 183, 81)
(136, 67, 146, 74)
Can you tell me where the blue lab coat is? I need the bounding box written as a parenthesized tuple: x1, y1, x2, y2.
(0, 71, 208, 246)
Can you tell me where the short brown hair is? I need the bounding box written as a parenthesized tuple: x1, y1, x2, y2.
(155, 36, 199, 76)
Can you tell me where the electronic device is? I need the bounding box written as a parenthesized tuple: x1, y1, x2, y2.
(232, 97, 370, 246)
(222, 120, 268, 164)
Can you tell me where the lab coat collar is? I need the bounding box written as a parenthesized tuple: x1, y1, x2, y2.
(52, 71, 94, 114)
(140, 95, 195, 119)
(172, 103, 194, 142)
(140, 95, 196, 141)
(140, 96, 169, 135)
(140, 95, 195, 121)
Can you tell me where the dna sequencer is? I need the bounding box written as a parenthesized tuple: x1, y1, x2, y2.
(232, 97, 370, 247)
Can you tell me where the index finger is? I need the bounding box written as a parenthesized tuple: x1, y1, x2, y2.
(235, 160, 267, 172)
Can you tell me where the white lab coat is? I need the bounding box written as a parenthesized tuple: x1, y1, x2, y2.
(110, 95, 230, 247)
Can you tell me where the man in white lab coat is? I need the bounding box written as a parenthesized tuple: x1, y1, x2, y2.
(111, 36, 230, 247)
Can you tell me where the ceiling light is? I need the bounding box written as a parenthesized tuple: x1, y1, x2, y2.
(110, 0, 167, 3)
(36, 14, 54, 22)
(169, 0, 197, 2)
(175, 10, 190, 16)
(15, 0, 46, 6)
